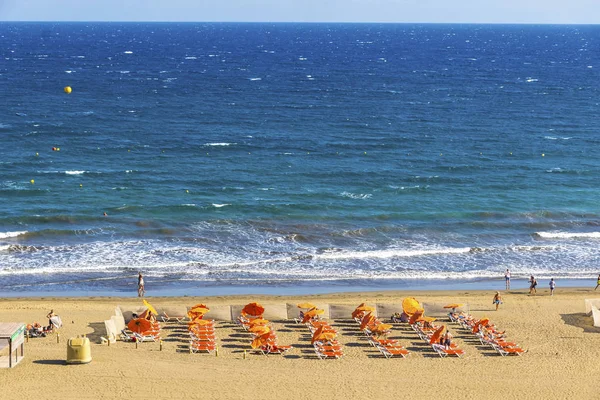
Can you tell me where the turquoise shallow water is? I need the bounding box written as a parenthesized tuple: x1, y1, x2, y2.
(2, 23, 600, 295)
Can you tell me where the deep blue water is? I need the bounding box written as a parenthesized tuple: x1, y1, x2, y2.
(2, 22, 600, 295)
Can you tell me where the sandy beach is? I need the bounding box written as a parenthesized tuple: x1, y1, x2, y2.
(1, 288, 600, 400)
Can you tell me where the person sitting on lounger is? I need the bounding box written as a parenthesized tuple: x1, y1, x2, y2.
(441, 330, 453, 350)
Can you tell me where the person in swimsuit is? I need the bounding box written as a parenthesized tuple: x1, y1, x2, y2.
(138, 273, 145, 297)
(493, 292, 502, 311)
(549, 278, 556, 296)
(504, 269, 511, 290)
(595, 274, 600, 291)
(529, 275, 537, 295)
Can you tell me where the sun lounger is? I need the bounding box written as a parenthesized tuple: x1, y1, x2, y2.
(491, 343, 526, 356)
(190, 340, 217, 354)
(432, 344, 465, 358)
(377, 344, 410, 359)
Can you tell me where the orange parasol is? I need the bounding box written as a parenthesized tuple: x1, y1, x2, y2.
(443, 303, 463, 309)
(128, 318, 152, 334)
(190, 306, 209, 314)
(360, 313, 376, 330)
(370, 324, 393, 334)
(249, 325, 271, 335)
(418, 316, 436, 323)
(429, 325, 446, 345)
(409, 310, 424, 325)
(297, 302, 316, 309)
(402, 297, 423, 316)
(251, 332, 273, 349)
(352, 305, 375, 319)
(190, 319, 213, 326)
(242, 302, 265, 316)
(191, 303, 209, 310)
(312, 331, 337, 344)
(302, 308, 324, 323)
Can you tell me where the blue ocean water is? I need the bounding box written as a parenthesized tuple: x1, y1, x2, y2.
(2, 22, 600, 295)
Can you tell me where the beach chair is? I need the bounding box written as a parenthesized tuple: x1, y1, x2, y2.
(133, 331, 161, 342)
(491, 343, 526, 356)
(190, 340, 217, 354)
(377, 344, 410, 359)
(161, 312, 187, 323)
(432, 344, 465, 358)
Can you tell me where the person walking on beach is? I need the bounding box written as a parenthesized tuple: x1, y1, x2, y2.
(504, 269, 511, 290)
(595, 274, 600, 291)
(137, 273, 145, 297)
(549, 278, 556, 296)
(529, 275, 537, 295)
(493, 292, 503, 311)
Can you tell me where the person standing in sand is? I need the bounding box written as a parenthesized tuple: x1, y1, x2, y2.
(138, 273, 145, 297)
(529, 275, 537, 295)
(493, 292, 502, 311)
(504, 269, 511, 290)
(549, 278, 556, 296)
(595, 274, 600, 291)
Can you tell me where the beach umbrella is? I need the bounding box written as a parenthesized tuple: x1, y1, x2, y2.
(143, 299, 159, 316)
(429, 325, 446, 345)
(312, 331, 337, 344)
(302, 308, 324, 323)
(409, 310, 424, 325)
(402, 297, 423, 316)
(352, 305, 375, 319)
(370, 324, 393, 335)
(190, 306, 209, 314)
(249, 325, 271, 336)
(191, 303, 210, 310)
(443, 303, 463, 309)
(360, 313, 376, 330)
(418, 316, 437, 323)
(251, 332, 273, 349)
(242, 302, 265, 316)
(297, 302, 316, 309)
(128, 318, 152, 334)
(190, 319, 213, 327)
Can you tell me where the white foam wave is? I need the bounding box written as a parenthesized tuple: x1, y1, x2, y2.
(341, 191, 372, 200)
(249, 77, 262, 81)
(204, 142, 236, 146)
(212, 204, 230, 208)
(184, 56, 197, 60)
(124, 51, 133, 54)
(65, 170, 85, 175)
(315, 247, 471, 261)
(0, 231, 27, 239)
(536, 231, 600, 239)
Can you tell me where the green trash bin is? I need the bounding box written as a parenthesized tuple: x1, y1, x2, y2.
(66, 337, 92, 364)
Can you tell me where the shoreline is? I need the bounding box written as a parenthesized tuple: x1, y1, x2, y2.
(0, 277, 595, 298)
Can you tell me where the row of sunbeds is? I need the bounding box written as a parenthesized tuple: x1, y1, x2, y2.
(449, 311, 526, 356)
(352, 304, 410, 359)
(237, 305, 293, 356)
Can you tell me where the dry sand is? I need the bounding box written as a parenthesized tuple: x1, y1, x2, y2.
(1, 288, 599, 400)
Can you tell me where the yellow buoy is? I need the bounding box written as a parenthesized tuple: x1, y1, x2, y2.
(30, 179, 35, 184)
(35, 152, 39, 156)
(64, 86, 72, 94)
(542, 153, 545, 157)
(186, 190, 189, 193)
(79, 184, 83, 188)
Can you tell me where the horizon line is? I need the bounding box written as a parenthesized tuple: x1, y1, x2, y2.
(1, 20, 599, 25)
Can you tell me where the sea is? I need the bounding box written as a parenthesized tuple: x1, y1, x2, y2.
(1, 22, 600, 296)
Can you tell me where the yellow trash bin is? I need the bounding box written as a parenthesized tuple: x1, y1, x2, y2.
(66, 337, 92, 364)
